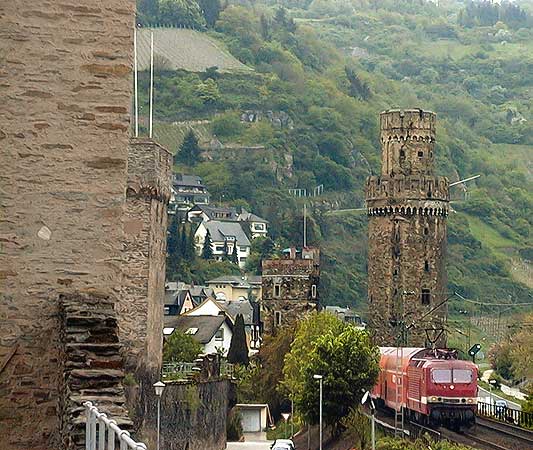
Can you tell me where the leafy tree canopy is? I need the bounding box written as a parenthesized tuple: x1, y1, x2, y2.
(297, 325, 380, 432)
(163, 329, 203, 362)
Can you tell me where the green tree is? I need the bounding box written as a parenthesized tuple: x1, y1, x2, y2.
(167, 216, 180, 275)
(297, 326, 380, 434)
(283, 312, 348, 400)
(195, 78, 220, 105)
(158, 0, 206, 28)
(238, 325, 295, 418)
(228, 314, 249, 366)
(201, 229, 213, 259)
(176, 130, 201, 166)
(163, 329, 203, 362)
(198, 0, 221, 28)
(186, 225, 196, 260)
(230, 242, 239, 264)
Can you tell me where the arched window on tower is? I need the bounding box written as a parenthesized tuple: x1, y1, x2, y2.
(424, 260, 430, 272)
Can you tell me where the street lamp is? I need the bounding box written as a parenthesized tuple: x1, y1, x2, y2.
(153, 381, 165, 450)
(489, 379, 497, 411)
(361, 391, 376, 450)
(313, 375, 323, 450)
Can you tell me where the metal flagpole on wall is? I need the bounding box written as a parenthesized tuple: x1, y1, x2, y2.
(149, 30, 154, 138)
(133, 26, 139, 137)
(303, 203, 307, 248)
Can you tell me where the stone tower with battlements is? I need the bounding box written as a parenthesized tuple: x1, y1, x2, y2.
(261, 247, 320, 335)
(365, 109, 449, 347)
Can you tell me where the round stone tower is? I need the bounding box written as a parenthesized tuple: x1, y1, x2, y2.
(365, 109, 449, 347)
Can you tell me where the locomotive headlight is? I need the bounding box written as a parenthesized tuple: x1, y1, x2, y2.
(431, 396, 438, 402)
(467, 398, 474, 404)
(450, 385, 455, 390)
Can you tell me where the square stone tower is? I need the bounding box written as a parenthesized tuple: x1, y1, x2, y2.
(365, 109, 449, 347)
(261, 247, 320, 335)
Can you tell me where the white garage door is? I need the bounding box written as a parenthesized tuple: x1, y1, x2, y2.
(241, 409, 261, 432)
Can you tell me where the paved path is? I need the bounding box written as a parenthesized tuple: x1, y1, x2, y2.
(227, 441, 272, 450)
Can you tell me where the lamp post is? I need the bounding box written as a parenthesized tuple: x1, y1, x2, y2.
(313, 375, 323, 450)
(154, 381, 165, 450)
(361, 391, 376, 450)
(489, 379, 497, 411)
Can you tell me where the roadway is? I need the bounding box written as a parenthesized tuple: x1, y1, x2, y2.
(478, 386, 522, 410)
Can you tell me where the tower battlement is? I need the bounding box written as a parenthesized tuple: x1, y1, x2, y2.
(379, 109, 437, 177)
(365, 175, 449, 204)
(380, 109, 436, 134)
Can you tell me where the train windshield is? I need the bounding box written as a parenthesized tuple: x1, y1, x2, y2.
(431, 368, 473, 383)
(431, 369, 452, 383)
(452, 369, 473, 383)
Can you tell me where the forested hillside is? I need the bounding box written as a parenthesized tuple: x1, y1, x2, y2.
(138, 0, 532, 315)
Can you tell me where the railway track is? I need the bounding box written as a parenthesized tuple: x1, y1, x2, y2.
(372, 406, 533, 449)
(473, 416, 533, 450)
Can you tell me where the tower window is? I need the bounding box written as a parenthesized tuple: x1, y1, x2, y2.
(274, 284, 281, 298)
(424, 227, 429, 235)
(421, 289, 431, 305)
(418, 151, 424, 157)
(424, 260, 430, 272)
(274, 311, 282, 326)
(311, 284, 317, 299)
(400, 150, 405, 158)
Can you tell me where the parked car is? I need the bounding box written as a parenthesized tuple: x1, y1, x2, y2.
(271, 439, 295, 450)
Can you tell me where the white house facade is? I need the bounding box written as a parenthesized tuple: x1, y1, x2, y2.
(195, 221, 251, 268)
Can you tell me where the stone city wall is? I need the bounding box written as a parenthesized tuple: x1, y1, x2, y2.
(59, 293, 131, 450)
(0, 1, 135, 448)
(119, 138, 172, 376)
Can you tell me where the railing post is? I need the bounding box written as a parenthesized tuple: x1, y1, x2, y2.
(108, 420, 116, 450)
(98, 415, 107, 450)
(86, 402, 92, 450)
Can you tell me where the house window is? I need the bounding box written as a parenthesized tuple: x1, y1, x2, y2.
(164, 306, 170, 315)
(254, 223, 265, 231)
(274, 311, 282, 327)
(311, 284, 317, 299)
(186, 327, 199, 335)
(239, 246, 247, 252)
(274, 284, 281, 298)
(215, 329, 224, 341)
(421, 289, 431, 306)
(424, 260, 430, 272)
(215, 246, 224, 252)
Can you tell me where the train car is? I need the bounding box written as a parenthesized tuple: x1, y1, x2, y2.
(372, 347, 478, 428)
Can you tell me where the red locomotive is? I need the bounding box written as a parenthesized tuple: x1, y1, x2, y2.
(372, 347, 478, 429)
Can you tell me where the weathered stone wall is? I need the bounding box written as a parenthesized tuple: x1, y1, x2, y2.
(261, 252, 320, 335)
(126, 355, 235, 450)
(0, 2, 134, 448)
(155, 380, 235, 450)
(366, 109, 448, 347)
(59, 294, 131, 450)
(119, 138, 172, 375)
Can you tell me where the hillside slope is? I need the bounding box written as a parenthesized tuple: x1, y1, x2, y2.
(137, 0, 533, 313)
(137, 27, 251, 72)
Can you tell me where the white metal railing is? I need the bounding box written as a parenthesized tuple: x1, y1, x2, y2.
(84, 401, 148, 450)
